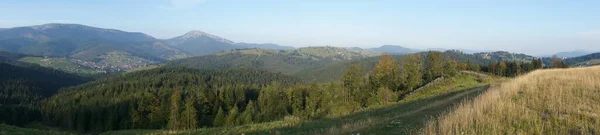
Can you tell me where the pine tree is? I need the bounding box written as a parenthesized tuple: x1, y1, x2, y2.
(168, 90, 181, 130)
(423, 51, 443, 82)
(224, 106, 239, 126)
(443, 56, 458, 76)
(213, 107, 225, 127)
(181, 97, 198, 130)
(129, 103, 141, 129)
(239, 100, 257, 124)
(402, 53, 422, 91)
(341, 63, 364, 102)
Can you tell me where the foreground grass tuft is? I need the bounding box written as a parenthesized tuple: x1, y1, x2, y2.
(421, 66, 600, 135)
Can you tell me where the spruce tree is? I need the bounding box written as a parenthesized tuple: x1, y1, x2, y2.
(402, 53, 422, 91)
(239, 100, 257, 124)
(423, 51, 443, 82)
(168, 90, 182, 130)
(225, 106, 239, 126)
(443, 56, 458, 76)
(213, 107, 225, 127)
(181, 97, 198, 130)
(341, 63, 364, 102)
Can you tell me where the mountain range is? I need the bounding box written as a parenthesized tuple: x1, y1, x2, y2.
(1, 23, 598, 74)
(0, 23, 293, 72)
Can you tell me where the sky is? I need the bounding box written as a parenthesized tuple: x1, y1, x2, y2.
(1, 0, 599, 55)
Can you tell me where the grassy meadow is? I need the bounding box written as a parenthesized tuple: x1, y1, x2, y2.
(421, 66, 600, 135)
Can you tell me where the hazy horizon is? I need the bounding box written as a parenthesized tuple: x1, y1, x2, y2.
(1, 0, 599, 55)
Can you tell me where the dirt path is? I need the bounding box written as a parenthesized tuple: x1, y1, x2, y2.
(350, 85, 489, 135)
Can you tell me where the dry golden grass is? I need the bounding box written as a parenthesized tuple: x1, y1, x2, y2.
(421, 66, 600, 135)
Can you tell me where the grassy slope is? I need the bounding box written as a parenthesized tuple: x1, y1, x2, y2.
(102, 71, 496, 135)
(0, 124, 76, 135)
(422, 66, 600, 134)
(18, 56, 98, 74)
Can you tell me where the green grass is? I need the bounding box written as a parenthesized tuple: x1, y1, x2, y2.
(104, 71, 495, 135)
(19, 56, 98, 74)
(0, 124, 77, 135)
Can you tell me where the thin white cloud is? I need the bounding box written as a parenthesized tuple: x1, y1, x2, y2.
(158, 0, 207, 10)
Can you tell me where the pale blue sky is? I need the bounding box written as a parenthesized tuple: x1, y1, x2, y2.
(1, 0, 599, 55)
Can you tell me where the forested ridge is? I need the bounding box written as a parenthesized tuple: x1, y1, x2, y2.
(0, 61, 90, 126)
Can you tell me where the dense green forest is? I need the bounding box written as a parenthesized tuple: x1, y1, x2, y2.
(0, 61, 90, 126)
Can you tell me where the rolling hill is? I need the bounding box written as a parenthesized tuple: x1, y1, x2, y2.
(164, 46, 374, 76)
(473, 51, 536, 62)
(563, 52, 600, 66)
(165, 30, 295, 56)
(295, 50, 496, 82)
(367, 45, 419, 55)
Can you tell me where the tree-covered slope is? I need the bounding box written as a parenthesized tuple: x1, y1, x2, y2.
(0, 60, 90, 126)
(40, 67, 300, 132)
(563, 52, 600, 66)
(164, 47, 373, 76)
(296, 50, 494, 82)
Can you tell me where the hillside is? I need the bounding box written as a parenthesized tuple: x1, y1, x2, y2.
(0, 23, 190, 71)
(0, 23, 188, 61)
(473, 51, 536, 62)
(0, 61, 90, 126)
(422, 66, 600, 134)
(164, 47, 373, 76)
(165, 30, 295, 56)
(40, 67, 301, 132)
(296, 50, 494, 82)
(368, 45, 418, 55)
(102, 71, 496, 135)
(563, 52, 600, 66)
(18, 57, 99, 74)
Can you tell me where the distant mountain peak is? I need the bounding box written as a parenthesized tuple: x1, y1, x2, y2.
(178, 30, 234, 44)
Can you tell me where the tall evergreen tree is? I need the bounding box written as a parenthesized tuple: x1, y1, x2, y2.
(443, 56, 458, 76)
(224, 106, 239, 126)
(168, 90, 182, 130)
(213, 107, 225, 127)
(402, 53, 422, 91)
(181, 97, 198, 130)
(423, 51, 443, 82)
(239, 100, 257, 124)
(341, 63, 365, 102)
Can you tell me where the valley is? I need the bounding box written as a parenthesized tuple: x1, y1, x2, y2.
(0, 22, 599, 135)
